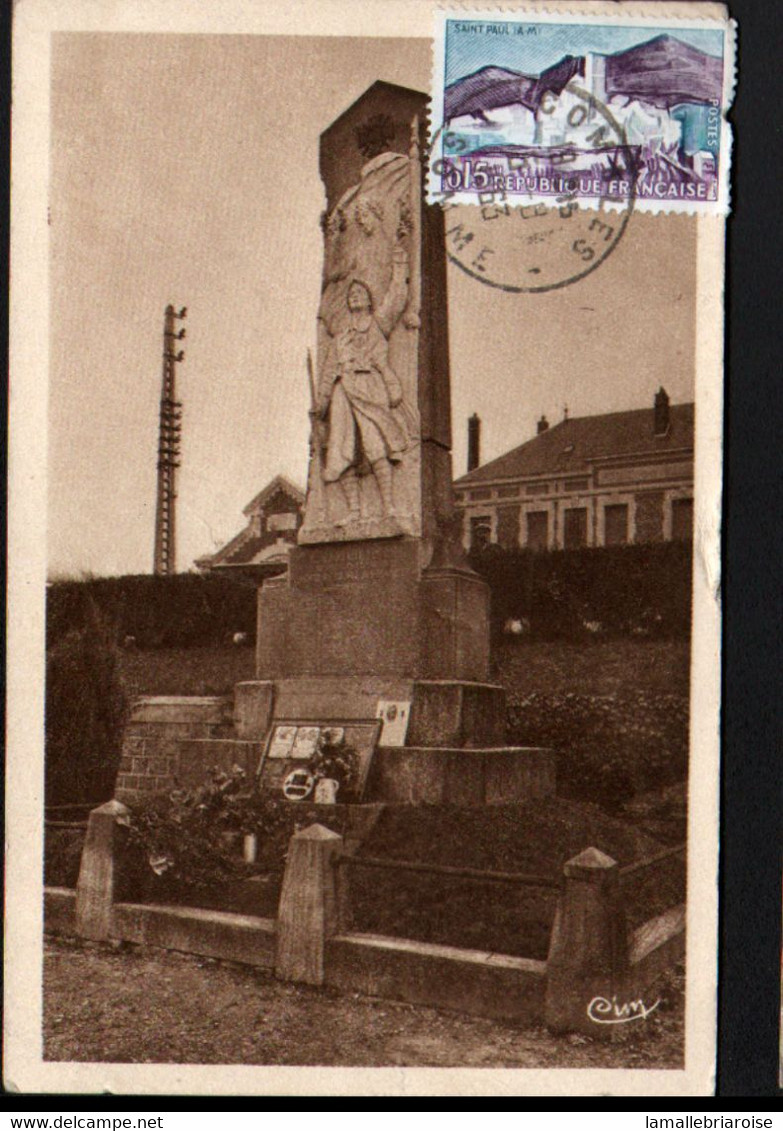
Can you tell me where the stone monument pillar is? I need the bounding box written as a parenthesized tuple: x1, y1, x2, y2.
(251, 82, 505, 751)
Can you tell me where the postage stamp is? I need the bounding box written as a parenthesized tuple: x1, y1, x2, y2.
(429, 9, 735, 213)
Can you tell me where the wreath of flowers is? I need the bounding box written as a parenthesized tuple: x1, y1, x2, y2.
(307, 728, 359, 799)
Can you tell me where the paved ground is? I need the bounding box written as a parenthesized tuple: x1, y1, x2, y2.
(44, 936, 684, 1069)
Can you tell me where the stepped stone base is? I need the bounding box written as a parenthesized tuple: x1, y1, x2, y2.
(234, 676, 506, 747)
(113, 689, 554, 809)
(366, 746, 556, 805)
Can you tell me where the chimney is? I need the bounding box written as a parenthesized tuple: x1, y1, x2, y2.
(467, 413, 481, 472)
(537, 414, 549, 434)
(654, 386, 670, 436)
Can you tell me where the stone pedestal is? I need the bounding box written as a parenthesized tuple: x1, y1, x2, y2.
(254, 530, 507, 756)
(365, 746, 556, 805)
(256, 539, 490, 685)
(238, 674, 508, 745)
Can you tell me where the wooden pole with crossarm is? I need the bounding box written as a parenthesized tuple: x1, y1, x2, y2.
(153, 304, 186, 576)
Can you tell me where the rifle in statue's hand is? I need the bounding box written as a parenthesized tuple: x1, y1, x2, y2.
(307, 350, 328, 459)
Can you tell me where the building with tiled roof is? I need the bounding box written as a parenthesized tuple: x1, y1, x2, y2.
(454, 388, 694, 551)
(195, 475, 305, 577)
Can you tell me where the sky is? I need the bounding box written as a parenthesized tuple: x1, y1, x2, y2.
(444, 21, 725, 84)
(49, 32, 697, 578)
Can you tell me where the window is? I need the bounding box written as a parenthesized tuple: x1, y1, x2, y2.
(470, 515, 492, 549)
(671, 497, 694, 541)
(564, 476, 589, 491)
(526, 483, 549, 496)
(470, 488, 492, 501)
(497, 505, 520, 550)
(526, 510, 548, 551)
(563, 507, 588, 549)
(497, 485, 519, 499)
(268, 512, 298, 532)
(604, 503, 629, 546)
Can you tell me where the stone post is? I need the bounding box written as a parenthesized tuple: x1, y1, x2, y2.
(75, 800, 130, 941)
(545, 847, 629, 1037)
(275, 823, 343, 985)
(233, 681, 275, 740)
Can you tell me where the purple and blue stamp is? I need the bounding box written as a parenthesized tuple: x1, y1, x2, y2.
(429, 10, 735, 214)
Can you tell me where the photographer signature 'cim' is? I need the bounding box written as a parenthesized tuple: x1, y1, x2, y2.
(587, 995, 661, 1024)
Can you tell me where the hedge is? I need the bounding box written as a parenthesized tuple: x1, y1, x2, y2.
(47, 572, 258, 651)
(47, 540, 691, 651)
(45, 601, 128, 806)
(469, 540, 692, 640)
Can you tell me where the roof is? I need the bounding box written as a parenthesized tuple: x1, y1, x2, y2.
(454, 403, 694, 486)
(217, 534, 293, 567)
(242, 475, 305, 518)
(195, 531, 295, 575)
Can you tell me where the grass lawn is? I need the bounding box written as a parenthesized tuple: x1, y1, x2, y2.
(117, 637, 690, 699)
(118, 644, 255, 698)
(494, 636, 690, 698)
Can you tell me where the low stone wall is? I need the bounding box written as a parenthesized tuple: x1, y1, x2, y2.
(45, 886, 77, 934)
(44, 888, 275, 970)
(628, 904, 686, 988)
(114, 902, 275, 969)
(326, 933, 546, 1023)
(48, 803, 685, 1038)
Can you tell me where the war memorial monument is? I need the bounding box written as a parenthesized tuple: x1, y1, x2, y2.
(113, 81, 554, 809)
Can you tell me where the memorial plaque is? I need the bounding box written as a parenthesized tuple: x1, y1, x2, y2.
(282, 769, 316, 802)
(376, 700, 411, 747)
(266, 724, 298, 760)
(258, 719, 381, 801)
(290, 726, 321, 760)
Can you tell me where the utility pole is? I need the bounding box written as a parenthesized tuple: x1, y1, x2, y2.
(153, 304, 186, 576)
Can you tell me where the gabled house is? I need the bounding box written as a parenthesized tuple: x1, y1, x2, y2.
(195, 475, 305, 578)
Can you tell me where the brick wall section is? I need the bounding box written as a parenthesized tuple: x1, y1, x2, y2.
(634, 490, 664, 543)
(115, 697, 235, 806)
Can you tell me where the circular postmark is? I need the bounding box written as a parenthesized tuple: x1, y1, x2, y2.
(428, 82, 636, 293)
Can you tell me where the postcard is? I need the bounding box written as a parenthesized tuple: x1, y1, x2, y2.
(6, 0, 731, 1097)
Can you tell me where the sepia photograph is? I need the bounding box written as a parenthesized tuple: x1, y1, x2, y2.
(6, 0, 730, 1097)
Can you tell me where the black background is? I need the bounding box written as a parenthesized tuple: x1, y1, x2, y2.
(718, 0, 782, 1100)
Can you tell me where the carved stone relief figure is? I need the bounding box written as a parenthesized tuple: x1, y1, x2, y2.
(316, 248, 414, 531)
(300, 147, 421, 543)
